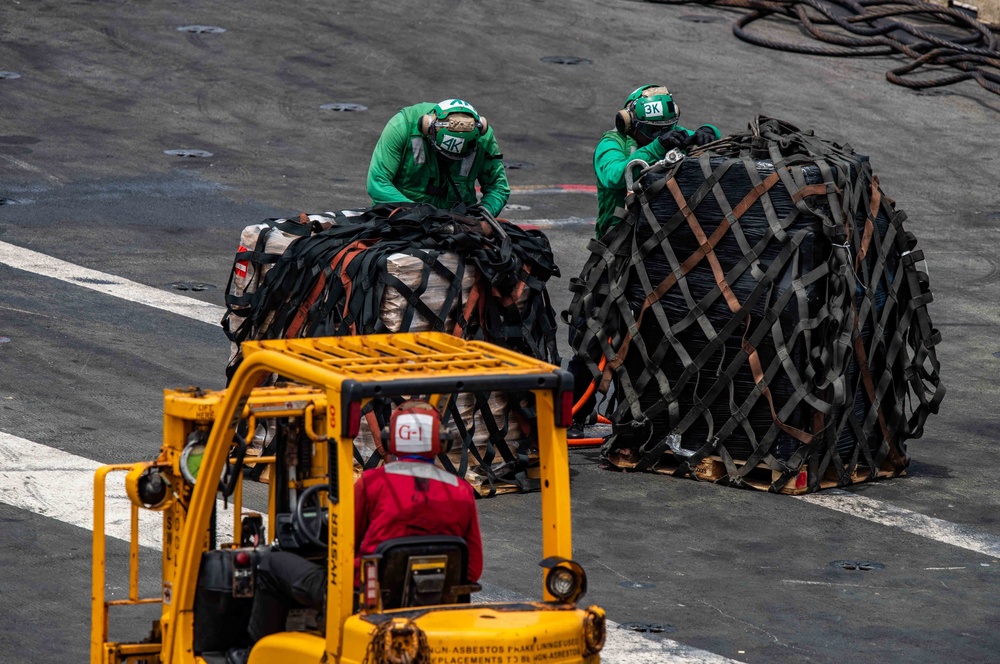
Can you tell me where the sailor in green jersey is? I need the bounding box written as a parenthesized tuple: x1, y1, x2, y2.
(566, 85, 721, 437)
(593, 85, 721, 238)
(366, 98, 510, 217)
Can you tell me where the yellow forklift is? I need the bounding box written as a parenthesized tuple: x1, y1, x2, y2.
(92, 332, 606, 664)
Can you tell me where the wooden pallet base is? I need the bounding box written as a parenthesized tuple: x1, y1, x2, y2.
(607, 448, 905, 495)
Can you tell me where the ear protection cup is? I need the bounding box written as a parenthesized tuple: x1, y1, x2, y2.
(615, 108, 633, 135)
(418, 113, 436, 136)
(477, 116, 488, 135)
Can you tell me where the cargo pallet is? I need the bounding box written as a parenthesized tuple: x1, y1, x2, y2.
(607, 449, 905, 495)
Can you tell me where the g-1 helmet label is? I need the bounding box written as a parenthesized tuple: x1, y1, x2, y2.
(642, 100, 664, 119)
(439, 135, 466, 154)
(394, 412, 435, 453)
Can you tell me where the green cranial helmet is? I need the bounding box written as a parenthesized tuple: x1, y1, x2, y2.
(622, 85, 680, 139)
(426, 98, 484, 160)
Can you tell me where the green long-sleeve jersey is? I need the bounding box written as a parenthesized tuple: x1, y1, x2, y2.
(366, 102, 511, 217)
(593, 124, 720, 238)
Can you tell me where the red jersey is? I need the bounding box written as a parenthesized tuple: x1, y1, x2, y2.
(354, 459, 483, 582)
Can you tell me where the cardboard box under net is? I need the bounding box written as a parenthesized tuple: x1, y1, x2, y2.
(225, 205, 559, 496)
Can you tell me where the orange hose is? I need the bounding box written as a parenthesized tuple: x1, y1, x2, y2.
(568, 437, 605, 448)
(570, 340, 615, 435)
(573, 355, 615, 432)
(572, 355, 607, 416)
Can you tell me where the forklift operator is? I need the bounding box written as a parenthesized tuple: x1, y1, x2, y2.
(226, 400, 482, 664)
(354, 399, 483, 583)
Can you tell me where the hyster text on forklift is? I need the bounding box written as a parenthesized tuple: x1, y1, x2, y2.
(91, 332, 606, 664)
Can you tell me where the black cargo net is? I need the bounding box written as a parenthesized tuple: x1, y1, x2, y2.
(223, 203, 561, 496)
(566, 116, 943, 493)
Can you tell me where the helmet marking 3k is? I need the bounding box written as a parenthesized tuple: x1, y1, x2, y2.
(615, 85, 680, 140)
(419, 99, 489, 160)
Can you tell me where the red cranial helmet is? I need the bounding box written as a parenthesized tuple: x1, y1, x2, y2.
(388, 400, 443, 458)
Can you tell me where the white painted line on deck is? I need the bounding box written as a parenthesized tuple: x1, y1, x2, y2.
(0, 240, 226, 325)
(796, 489, 1000, 558)
(0, 431, 233, 550)
(511, 216, 596, 228)
(600, 628, 741, 663)
(0, 154, 63, 184)
(508, 185, 597, 196)
(780, 580, 868, 588)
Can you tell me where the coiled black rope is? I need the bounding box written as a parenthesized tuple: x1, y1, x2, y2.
(647, 0, 1000, 95)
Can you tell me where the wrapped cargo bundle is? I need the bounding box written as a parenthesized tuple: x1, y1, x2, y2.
(350, 251, 527, 484)
(222, 211, 352, 369)
(379, 252, 475, 333)
(566, 116, 944, 493)
(224, 203, 560, 495)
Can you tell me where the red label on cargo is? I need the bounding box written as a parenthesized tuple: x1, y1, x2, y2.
(234, 245, 250, 279)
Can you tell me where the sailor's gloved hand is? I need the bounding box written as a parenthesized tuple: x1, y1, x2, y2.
(657, 129, 690, 151)
(464, 203, 486, 218)
(454, 202, 483, 217)
(691, 126, 719, 147)
(456, 203, 495, 236)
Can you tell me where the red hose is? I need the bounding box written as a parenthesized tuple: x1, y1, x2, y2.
(568, 437, 605, 448)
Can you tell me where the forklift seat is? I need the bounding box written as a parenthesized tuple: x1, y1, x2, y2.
(373, 535, 481, 609)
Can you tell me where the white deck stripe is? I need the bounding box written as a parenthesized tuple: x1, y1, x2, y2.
(509, 216, 596, 228)
(0, 240, 226, 325)
(600, 629, 740, 663)
(508, 187, 597, 196)
(796, 489, 1000, 558)
(0, 431, 233, 549)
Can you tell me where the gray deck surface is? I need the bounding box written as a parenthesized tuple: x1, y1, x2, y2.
(1, 2, 999, 662)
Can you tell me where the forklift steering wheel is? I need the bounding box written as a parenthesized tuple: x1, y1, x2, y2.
(293, 483, 330, 549)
